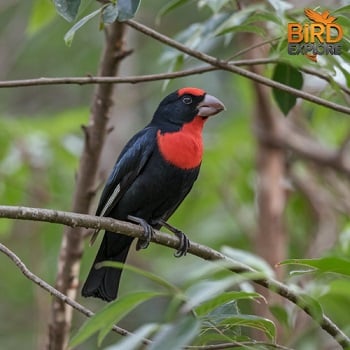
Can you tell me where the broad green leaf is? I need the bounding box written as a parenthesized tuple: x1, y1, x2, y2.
(269, 304, 290, 328)
(149, 316, 201, 350)
(104, 323, 158, 350)
(102, 3, 119, 24)
(69, 291, 163, 347)
(215, 24, 266, 37)
(272, 63, 303, 116)
(280, 257, 350, 277)
(53, 0, 81, 22)
(98, 261, 181, 294)
(117, 0, 141, 21)
(28, 0, 57, 35)
(64, 9, 101, 46)
(219, 314, 276, 341)
(196, 291, 264, 316)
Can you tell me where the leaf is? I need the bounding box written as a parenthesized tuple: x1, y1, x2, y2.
(117, 0, 142, 21)
(27, 0, 57, 35)
(102, 3, 119, 24)
(218, 314, 276, 341)
(53, 0, 81, 22)
(272, 63, 303, 116)
(195, 291, 264, 316)
(157, 0, 190, 20)
(69, 291, 163, 347)
(149, 316, 201, 350)
(64, 8, 101, 46)
(182, 272, 264, 313)
(280, 257, 350, 277)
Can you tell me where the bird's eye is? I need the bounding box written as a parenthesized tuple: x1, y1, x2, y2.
(182, 96, 192, 105)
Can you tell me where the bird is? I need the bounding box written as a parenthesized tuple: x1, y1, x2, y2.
(81, 87, 225, 302)
(304, 8, 337, 25)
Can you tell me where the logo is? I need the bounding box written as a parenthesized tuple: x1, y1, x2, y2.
(287, 8, 343, 61)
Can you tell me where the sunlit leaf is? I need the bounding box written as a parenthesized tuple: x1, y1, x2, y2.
(53, 0, 81, 22)
(272, 63, 303, 116)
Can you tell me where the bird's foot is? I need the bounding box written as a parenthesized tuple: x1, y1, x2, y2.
(128, 215, 154, 250)
(156, 219, 190, 257)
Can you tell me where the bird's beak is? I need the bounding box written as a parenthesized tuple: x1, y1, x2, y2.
(197, 94, 226, 118)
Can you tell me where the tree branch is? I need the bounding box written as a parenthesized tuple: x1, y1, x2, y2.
(0, 242, 138, 340)
(0, 205, 349, 348)
(48, 21, 128, 350)
(125, 20, 350, 116)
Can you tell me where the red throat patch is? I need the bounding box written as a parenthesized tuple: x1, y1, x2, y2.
(157, 116, 205, 169)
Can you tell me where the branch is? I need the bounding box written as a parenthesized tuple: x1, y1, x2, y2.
(0, 205, 349, 348)
(0, 58, 272, 88)
(49, 21, 128, 350)
(125, 20, 350, 116)
(0, 243, 139, 340)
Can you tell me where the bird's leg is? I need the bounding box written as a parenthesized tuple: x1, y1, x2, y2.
(155, 219, 190, 257)
(127, 215, 154, 250)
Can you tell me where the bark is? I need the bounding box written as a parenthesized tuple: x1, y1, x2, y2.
(47, 21, 128, 350)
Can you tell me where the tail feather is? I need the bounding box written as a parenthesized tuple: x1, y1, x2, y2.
(81, 231, 133, 302)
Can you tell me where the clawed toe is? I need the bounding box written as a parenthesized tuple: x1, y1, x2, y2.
(127, 215, 154, 250)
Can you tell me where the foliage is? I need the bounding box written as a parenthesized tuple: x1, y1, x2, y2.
(1, 0, 350, 349)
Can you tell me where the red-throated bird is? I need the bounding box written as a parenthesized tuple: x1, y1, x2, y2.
(82, 87, 225, 301)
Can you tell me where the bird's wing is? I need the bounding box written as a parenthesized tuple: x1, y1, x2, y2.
(90, 127, 156, 244)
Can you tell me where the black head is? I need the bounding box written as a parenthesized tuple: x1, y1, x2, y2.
(150, 87, 225, 131)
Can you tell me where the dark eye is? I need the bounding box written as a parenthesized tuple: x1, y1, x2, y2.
(182, 96, 192, 105)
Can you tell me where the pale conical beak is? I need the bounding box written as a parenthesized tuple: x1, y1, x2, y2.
(197, 94, 226, 117)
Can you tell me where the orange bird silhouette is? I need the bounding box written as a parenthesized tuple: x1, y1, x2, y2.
(304, 8, 337, 24)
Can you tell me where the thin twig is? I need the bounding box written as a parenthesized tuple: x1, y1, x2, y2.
(0, 243, 139, 340)
(0, 205, 348, 348)
(125, 19, 350, 116)
(0, 58, 272, 88)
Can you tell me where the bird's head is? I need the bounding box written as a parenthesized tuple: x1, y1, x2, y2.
(151, 87, 225, 131)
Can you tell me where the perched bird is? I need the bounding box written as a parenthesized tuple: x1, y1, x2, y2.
(82, 87, 225, 301)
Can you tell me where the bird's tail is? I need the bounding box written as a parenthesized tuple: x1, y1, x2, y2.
(81, 231, 133, 302)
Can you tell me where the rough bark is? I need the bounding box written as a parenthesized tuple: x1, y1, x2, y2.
(47, 22, 128, 350)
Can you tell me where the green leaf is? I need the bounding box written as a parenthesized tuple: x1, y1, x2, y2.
(183, 272, 264, 313)
(98, 261, 181, 294)
(69, 291, 163, 347)
(53, 0, 81, 22)
(64, 8, 101, 46)
(196, 291, 264, 316)
(219, 314, 276, 341)
(102, 3, 119, 24)
(272, 63, 303, 116)
(27, 0, 57, 35)
(280, 257, 350, 277)
(117, 0, 141, 21)
(149, 316, 201, 350)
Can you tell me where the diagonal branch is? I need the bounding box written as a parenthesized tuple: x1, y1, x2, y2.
(0, 205, 349, 348)
(0, 243, 138, 339)
(125, 19, 350, 116)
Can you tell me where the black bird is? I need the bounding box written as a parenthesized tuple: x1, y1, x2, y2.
(82, 87, 225, 301)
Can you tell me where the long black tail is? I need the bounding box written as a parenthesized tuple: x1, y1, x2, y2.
(81, 231, 133, 302)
